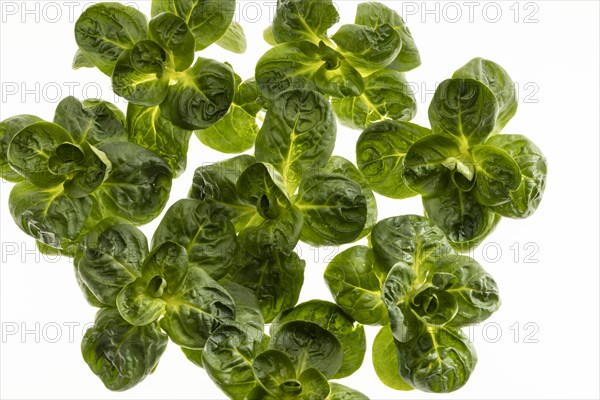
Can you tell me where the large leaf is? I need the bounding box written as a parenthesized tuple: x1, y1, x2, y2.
(270, 320, 343, 379)
(372, 325, 414, 391)
(148, 12, 195, 71)
(356, 120, 429, 199)
(471, 144, 522, 206)
(151, 199, 238, 280)
(429, 78, 499, 146)
(0, 114, 42, 182)
(324, 246, 388, 325)
(271, 0, 339, 44)
(81, 308, 167, 391)
(75, 3, 149, 76)
(294, 170, 367, 246)
(252, 350, 297, 396)
(271, 300, 366, 379)
(127, 104, 192, 178)
(381, 262, 421, 343)
(255, 89, 336, 193)
(486, 134, 547, 218)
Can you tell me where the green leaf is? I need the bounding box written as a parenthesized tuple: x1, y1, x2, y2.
(402, 134, 470, 197)
(77, 218, 148, 306)
(53, 97, 128, 145)
(195, 106, 259, 154)
(423, 187, 499, 252)
(181, 348, 204, 369)
(255, 89, 336, 193)
(332, 69, 417, 131)
(244, 385, 277, 400)
(423, 255, 500, 326)
(396, 326, 477, 393)
(370, 215, 452, 275)
(216, 21, 247, 54)
(127, 104, 192, 178)
(189, 155, 257, 228)
(112, 46, 169, 107)
(324, 246, 388, 326)
(332, 24, 401, 75)
(75, 3, 149, 76)
(151, 0, 236, 51)
(355, 2, 421, 72)
(81, 308, 167, 391)
(453, 58, 517, 131)
(294, 170, 367, 246)
(297, 368, 330, 399)
(231, 250, 305, 323)
(271, 300, 366, 379)
(9, 183, 93, 249)
(372, 325, 414, 391)
(356, 120, 429, 199)
(381, 262, 421, 343)
(252, 350, 297, 396)
(117, 278, 167, 326)
(161, 57, 235, 130)
(326, 383, 369, 400)
(324, 156, 377, 239)
(161, 267, 235, 348)
(271, 0, 339, 44)
(255, 41, 321, 101)
(151, 199, 238, 280)
(471, 144, 522, 206)
(486, 134, 547, 218)
(149, 12, 195, 71)
(314, 58, 365, 98)
(141, 241, 189, 295)
(93, 142, 172, 224)
(203, 324, 268, 400)
(7, 121, 71, 187)
(429, 78, 499, 146)
(270, 320, 343, 379)
(0, 114, 42, 182)
(222, 281, 265, 336)
(72, 49, 94, 70)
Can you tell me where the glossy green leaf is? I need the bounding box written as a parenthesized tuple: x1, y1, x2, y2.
(396, 326, 477, 393)
(403, 134, 471, 197)
(253, 350, 297, 396)
(141, 241, 189, 295)
(149, 12, 195, 71)
(196, 106, 259, 154)
(189, 155, 256, 227)
(75, 3, 149, 76)
(77, 218, 148, 306)
(314, 59, 365, 98)
(372, 325, 414, 391)
(7, 121, 71, 187)
(117, 277, 167, 326)
(324, 156, 377, 239)
(332, 69, 417, 131)
(270, 320, 343, 379)
(93, 142, 172, 224)
(231, 250, 305, 323)
(453, 58, 517, 131)
(423, 187, 499, 252)
(355, 2, 421, 72)
(255, 89, 336, 192)
(271, 300, 366, 379)
(370, 215, 452, 274)
(486, 134, 547, 218)
(203, 324, 268, 400)
(244, 385, 277, 400)
(151, 0, 236, 51)
(382, 262, 421, 343)
(271, 0, 339, 44)
(294, 170, 367, 246)
(151, 199, 238, 280)
(324, 246, 388, 325)
(356, 120, 429, 199)
(81, 308, 167, 391)
(72, 49, 94, 70)
(222, 281, 265, 336)
(161, 57, 235, 130)
(429, 78, 499, 146)
(471, 144, 522, 206)
(127, 104, 192, 178)
(332, 24, 401, 75)
(326, 383, 369, 400)
(112, 47, 169, 107)
(0, 114, 42, 182)
(297, 368, 330, 399)
(216, 21, 247, 54)
(161, 267, 235, 348)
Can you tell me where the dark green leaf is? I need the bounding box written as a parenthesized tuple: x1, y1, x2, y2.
(297, 368, 330, 399)
(149, 12, 195, 71)
(471, 144, 522, 206)
(0, 114, 42, 182)
(252, 350, 297, 396)
(117, 277, 167, 326)
(72, 49, 94, 70)
(272, 0, 339, 44)
(382, 262, 421, 343)
(81, 308, 167, 391)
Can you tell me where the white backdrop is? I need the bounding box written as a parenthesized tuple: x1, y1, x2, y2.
(1, 1, 599, 399)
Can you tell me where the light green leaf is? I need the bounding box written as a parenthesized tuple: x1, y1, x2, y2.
(372, 325, 414, 391)
(216, 21, 247, 54)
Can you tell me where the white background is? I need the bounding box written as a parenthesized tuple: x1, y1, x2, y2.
(1, 1, 599, 399)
